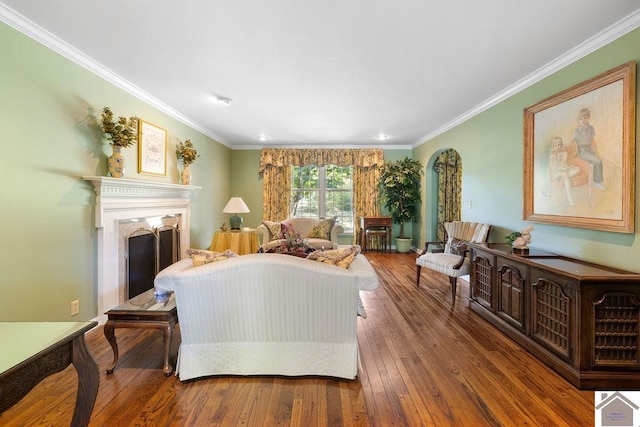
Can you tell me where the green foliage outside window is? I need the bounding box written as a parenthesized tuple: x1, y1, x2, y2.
(291, 165, 353, 231)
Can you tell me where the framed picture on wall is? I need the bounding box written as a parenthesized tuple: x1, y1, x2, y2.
(523, 61, 636, 233)
(138, 120, 167, 176)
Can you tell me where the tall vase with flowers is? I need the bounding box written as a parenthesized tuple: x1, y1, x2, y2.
(176, 139, 199, 184)
(101, 107, 138, 178)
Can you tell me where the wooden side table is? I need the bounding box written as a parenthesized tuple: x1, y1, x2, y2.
(103, 289, 178, 376)
(209, 229, 260, 254)
(359, 216, 392, 252)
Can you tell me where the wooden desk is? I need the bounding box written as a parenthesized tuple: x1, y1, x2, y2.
(359, 217, 391, 251)
(209, 229, 260, 255)
(0, 321, 99, 426)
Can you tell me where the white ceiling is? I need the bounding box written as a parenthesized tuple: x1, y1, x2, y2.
(2, 1, 640, 149)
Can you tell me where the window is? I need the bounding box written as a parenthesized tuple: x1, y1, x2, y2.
(290, 165, 353, 232)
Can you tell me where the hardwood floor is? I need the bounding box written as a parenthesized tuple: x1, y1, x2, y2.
(2, 252, 594, 426)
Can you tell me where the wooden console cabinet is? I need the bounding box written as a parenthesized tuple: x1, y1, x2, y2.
(468, 242, 640, 389)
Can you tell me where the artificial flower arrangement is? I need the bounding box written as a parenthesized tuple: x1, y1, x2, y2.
(176, 139, 200, 166)
(276, 224, 313, 253)
(101, 107, 138, 147)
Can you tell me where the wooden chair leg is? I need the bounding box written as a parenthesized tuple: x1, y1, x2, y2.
(416, 265, 422, 288)
(449, 276, 457, 299)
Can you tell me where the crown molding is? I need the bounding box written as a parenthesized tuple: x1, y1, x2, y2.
(232, 143, 413, 150)
(412, 9, 640, 148)
(0, 3, 230, 148)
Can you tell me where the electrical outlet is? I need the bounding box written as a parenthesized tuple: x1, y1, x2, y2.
(70, 300, 80, 316)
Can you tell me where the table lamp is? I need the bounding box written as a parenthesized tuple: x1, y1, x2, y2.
(223, 196, 250, 230)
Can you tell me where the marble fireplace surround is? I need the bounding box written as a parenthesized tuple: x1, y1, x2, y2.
(83, 176, 200, 323)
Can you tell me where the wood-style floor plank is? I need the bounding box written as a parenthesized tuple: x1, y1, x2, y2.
(1, 251, 595, 426)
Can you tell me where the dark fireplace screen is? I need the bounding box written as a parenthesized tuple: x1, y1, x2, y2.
(127, 225, 179, 299)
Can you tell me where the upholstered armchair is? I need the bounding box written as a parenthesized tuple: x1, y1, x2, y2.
(416, 221, 492, 299)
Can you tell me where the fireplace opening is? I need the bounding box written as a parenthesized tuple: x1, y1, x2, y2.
(125, 221, 180, 299)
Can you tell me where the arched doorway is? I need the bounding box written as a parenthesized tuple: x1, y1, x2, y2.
(433, 149, 462, 241)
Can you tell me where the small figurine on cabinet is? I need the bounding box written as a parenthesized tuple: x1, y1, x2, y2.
(220, 223, 228, 232)
(512, 225, 533, 250)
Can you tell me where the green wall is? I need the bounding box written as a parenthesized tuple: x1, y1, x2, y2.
(229, 150, 263, 229)
(0, 21, 231, 321)
(413, 27, 640, 272)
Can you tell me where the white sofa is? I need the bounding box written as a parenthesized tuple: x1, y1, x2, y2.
(256, 217, 344, 251)
(154, 252, 379, 381)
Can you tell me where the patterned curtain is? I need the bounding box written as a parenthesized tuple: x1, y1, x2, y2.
(259, 149, 384, 236)
(353, 165, 381, 244)
(261, 164, 291, 221)
(434, 149, 462, 241)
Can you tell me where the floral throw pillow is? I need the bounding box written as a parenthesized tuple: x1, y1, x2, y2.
(306, 245, 361, 269)
(307, 217, 336, 240)
(448, 238, 468, 256)
(262, 220, 282, 241)
(186, 248, 238, 267)
(279, 222, 301, 240)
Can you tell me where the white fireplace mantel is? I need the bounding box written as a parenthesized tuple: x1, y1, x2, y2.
(83, 176, 201, 228)
(83, 176, 200, 323)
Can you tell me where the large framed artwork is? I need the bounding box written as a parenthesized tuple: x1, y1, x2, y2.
(523, 61, 636, 233)
(138, 120, 167, 176)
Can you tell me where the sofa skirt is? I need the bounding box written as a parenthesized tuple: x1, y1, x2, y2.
(176, 341, 359, 381)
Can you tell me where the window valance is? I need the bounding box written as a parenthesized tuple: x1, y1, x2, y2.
(259, 148, 384, 174)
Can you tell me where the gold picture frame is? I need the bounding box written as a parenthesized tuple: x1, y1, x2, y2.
(138, 120, 167, 176)
(523, 61, 636, 233)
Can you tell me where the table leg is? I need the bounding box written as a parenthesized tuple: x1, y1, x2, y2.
(387, 227, 391, 252)
(162, 321, 176, 376)
(71, 334, 99, 427)
(103, 322, 119, 374)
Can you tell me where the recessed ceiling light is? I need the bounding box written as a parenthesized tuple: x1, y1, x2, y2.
(211, 93, 233, 105)
(257, 135, 268, 141)
(376, 134, 388, 141)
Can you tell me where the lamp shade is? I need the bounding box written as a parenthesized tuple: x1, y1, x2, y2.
(223, 197, 250, 214)
(223, 197, 250, 230)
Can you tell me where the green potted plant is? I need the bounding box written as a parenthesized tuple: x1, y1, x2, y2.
(379, 157, 423, 253)
(176, 139, 199, 184)
(101, 106, 138, 178)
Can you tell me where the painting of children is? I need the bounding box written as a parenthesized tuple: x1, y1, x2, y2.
(523, 61, 634, 233)
(546, 136, 581, 206)
(572, 108, 606, 190)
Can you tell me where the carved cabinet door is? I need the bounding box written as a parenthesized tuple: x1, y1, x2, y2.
(496, 260, 526, 330)
(591, 291, 640, 369)
(530, 268, 577, 363)
(470, 248, 494, 310)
